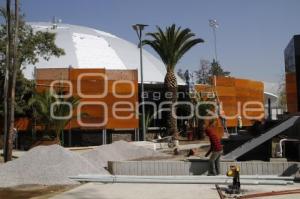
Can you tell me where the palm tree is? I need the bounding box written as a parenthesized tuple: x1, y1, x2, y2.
(28, 90, 80, 143)
(144, 24, 204, 136)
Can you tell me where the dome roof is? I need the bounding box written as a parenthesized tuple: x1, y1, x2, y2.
(23, 22, 185, 84)
(263, 81, 279, 105)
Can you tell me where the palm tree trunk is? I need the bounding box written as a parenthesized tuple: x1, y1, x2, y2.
(164, 70, 178, 137)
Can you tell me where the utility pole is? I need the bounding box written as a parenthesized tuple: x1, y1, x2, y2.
(4, 0, 18, 162)
(8, 0, 19, 160)
(3, 0, 12, 162)
(132, 24, 148, 141)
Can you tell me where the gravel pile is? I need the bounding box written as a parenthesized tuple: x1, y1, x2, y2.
(82, 140, 167, 168)
(0, 145, 109, 187)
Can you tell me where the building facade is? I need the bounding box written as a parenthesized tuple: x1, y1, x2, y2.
(285, 35, 300, 113)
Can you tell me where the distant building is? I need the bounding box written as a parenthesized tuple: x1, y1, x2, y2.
(23, 22, 185, 84)
(285, 35, 300, 113)
(18, 22, 188, 147)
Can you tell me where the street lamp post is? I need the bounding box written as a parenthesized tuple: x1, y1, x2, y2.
(132, 24, 148, 141)
(209, 19, 219, 62)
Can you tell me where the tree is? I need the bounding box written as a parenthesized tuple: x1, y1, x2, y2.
(195, 59, 210, 84)
(28, 90, 80, 143)
(194, 59, 230, 84)
(144, 24, 204, 136)
(0, 70, 34, 117)
(177, 68, 185, 81)
(278, 75, 287, 111)
(0, 4, 65, 161)
(209, 59, 230, 77)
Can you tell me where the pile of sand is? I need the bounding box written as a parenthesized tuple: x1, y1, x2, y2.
(82, 140, 167, 168)
(0, 145, 109, 187)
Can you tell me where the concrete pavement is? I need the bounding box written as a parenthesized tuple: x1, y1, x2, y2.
(51, 183, 300, 199)
(50, 183, 220, 199)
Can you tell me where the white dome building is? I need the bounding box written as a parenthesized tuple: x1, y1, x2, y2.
(23, 22, 185, 84)
(23, 22, 280, 118)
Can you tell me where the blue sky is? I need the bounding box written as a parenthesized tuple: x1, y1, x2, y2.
(13, 0, 300, 82)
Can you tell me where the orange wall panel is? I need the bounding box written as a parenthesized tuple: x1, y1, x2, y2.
(35, 68, 139, 130)
(195, 76, 264, 138)
(286, 73, 298, 113)
(35, 68, 69, 80)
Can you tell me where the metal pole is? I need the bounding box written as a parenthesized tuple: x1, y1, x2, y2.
(213, 27, 218, 62)
(209, 19, 219, 63)
(135, 128, 139, 141)
(132, 24, 148, 141)
(139, 29, 146, 141)
(268, 98, 271, 120)
(70, 175, 294, 185)
(102, 129, 107, 145)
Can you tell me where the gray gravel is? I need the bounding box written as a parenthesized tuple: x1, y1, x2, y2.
(0, 141, 166, 187)
(82, 140, 167, 168)
(0, 145, 109, 187)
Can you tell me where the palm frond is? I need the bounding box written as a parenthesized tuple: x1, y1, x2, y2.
(29, 90, 80, 139)
(144, 24, 204, 71)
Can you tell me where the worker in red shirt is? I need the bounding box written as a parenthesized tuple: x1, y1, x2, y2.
(204, 120, 223, 176)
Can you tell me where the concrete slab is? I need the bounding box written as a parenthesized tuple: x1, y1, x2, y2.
(50, 183, 220, 199)
(50, 183, 300, 199)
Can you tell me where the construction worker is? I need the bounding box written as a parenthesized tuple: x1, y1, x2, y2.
(204, 120, 223, 176)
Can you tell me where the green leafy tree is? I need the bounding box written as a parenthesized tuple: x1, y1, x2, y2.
(144, 24, 204, 136)
(0, 5, 65, 161)
(0, 70, 34, 117)
(194, 59, 230, 84)
(0, 8, 65, 67)
(209, 59, 230, 77)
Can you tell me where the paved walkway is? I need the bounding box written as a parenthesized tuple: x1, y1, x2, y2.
(51, 183, 220, 199)
(51, 183, 300, 199)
